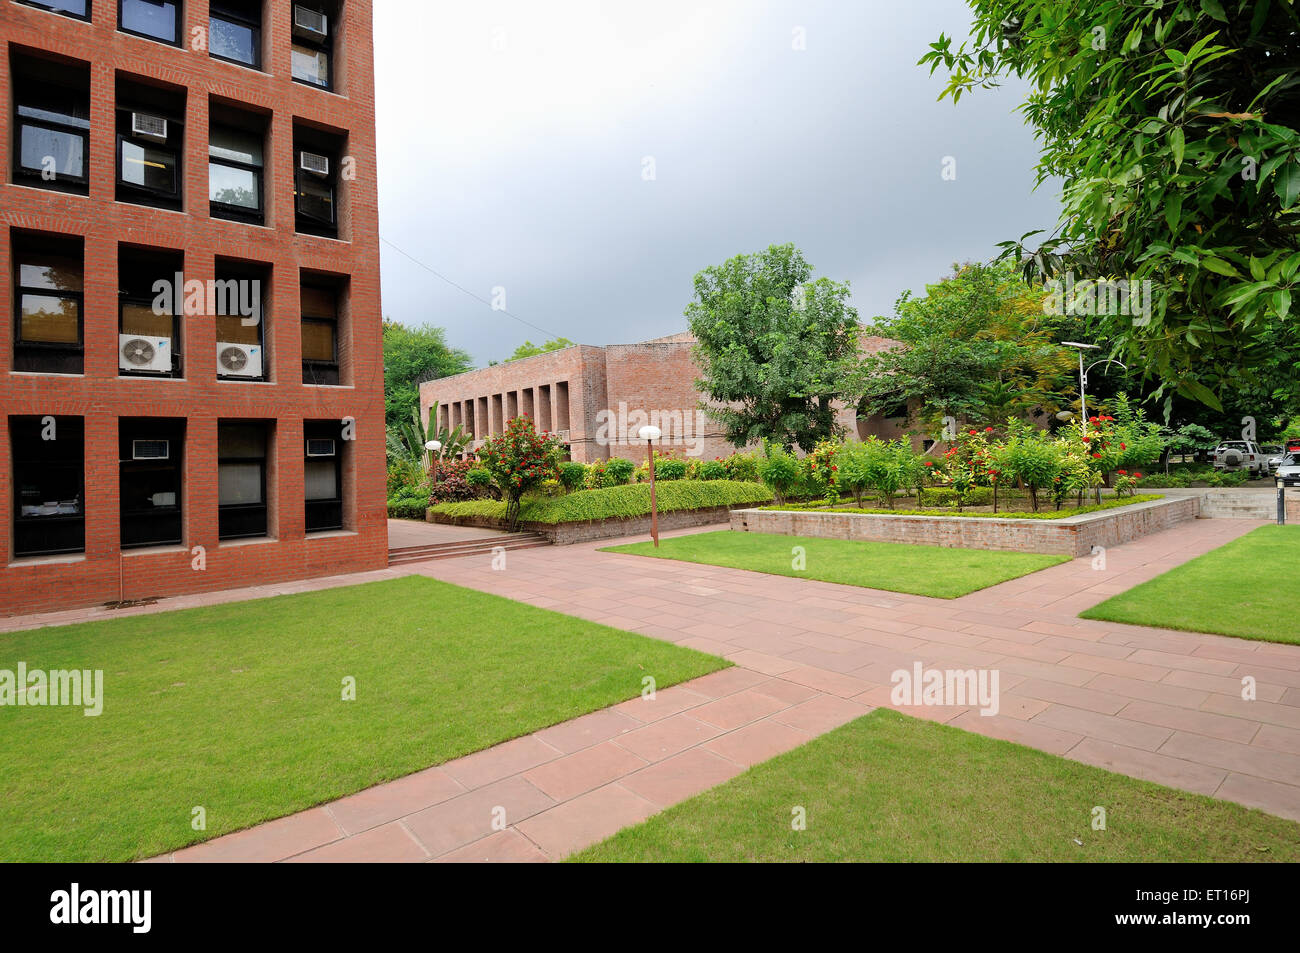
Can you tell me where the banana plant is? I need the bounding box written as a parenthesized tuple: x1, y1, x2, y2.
(386, 402, 473, 470)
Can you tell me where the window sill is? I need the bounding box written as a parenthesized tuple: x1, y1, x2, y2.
(8, 553, 86, 569)
(9, 370, 85, 378)
(216, 377, 276, 385)
(121, 544, 188, 557)
(4, 181, 90, 198)
(218, 536, 277, 549)
(305, 529, 356, 541)
(120, 374, 186, 382)
(302, 382, 353, 390)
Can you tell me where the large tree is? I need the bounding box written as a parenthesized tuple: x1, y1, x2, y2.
(491, 337, 576, 365)
(685, 243, 861, 452)
(382, 320, 473, 427)
(922, 0, 1300, 419)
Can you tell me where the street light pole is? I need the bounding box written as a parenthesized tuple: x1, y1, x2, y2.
(1062, 341, 1099, 437)
(638, 426, 663, 547)
(425, 439, 443, 485)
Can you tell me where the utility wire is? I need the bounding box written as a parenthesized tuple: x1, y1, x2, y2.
(379, 235, 562, 340)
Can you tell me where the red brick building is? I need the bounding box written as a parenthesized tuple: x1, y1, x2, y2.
(0, 0, 387, 617)
(420, 331, 917, 463)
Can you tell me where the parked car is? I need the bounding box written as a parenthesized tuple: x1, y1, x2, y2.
(1263, 444, 1285, 473)
(1275, 454, 1300, 487)
(1212, 440, 1270, 476)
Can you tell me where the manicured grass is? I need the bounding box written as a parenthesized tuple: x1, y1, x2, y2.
(1081, 524, 1300, 644)
(601, 530, 1068, 598)
(0, 576, 726, 862)
(429, 479, 773, 525)
(572, 709, 1300, 862)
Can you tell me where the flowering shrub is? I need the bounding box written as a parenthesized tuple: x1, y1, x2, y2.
(807, 438, 842, 502)
(477, 415, 565, 529)
(720, 452, 762, 482)
(606, 457, 636, 485)
(428, 458, 481, 504)
(697, 459, 728, 480)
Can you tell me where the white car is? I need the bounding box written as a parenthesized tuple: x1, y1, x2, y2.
(1262, 444, 1284, 473)
(1276, 454, 1300, 488)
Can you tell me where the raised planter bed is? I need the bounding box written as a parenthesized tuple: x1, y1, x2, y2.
(730, 496, 1199, 557)
(428, 503, 752, 545)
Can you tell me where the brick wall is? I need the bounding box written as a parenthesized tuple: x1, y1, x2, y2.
(0, 0, 388, 617)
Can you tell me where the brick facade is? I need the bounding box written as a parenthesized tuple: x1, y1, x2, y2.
(420, 331, 918, 464)
(0, 0, 388, 617)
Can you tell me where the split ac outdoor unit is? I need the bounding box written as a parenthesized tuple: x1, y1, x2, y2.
(119, 334, 172, 374)
(217, 342, 263, 378)
(293, 5, 329, 39)
(132, 439, 170, 461)
(131, 113, 168, 142)
(306, 438, 336, 458)
(299, 151, 330, 176)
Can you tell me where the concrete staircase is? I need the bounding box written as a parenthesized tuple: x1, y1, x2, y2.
(387, 532, 551, 567)
(1194, 490, 1278, 520)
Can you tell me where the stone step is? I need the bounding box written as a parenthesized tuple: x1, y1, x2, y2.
(387, 535, 551, 566)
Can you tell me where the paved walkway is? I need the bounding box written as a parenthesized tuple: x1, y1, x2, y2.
(136, 516, 1300, 862)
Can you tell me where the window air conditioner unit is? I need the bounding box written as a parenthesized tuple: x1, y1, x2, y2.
(132, 439, 170, 461)
(119, 334, 173, 374)
(217, 342, 263, 378)
(131, 113, 169, 143)
(299, 151, 330, 176)
(306, 438, 337, 458)
(293, 5, 329, 39)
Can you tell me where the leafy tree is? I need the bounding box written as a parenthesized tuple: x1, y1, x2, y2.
(478, 416, 564, 530)
(921, 1, 1300, 416)
(383, 320, 473, 427)
(493, 337, 576, 365)
(686, 243, 861, 452)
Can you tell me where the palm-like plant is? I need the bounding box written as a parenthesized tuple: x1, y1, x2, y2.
(386, 402, 473, 470)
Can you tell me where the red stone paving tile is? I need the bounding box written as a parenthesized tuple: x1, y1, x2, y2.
(1159, 731, 1300, 786)
(433, 829, 549, 863)
(781, 665, 876, 698)
(857, 685, 972, 724)
(703, 719, 813, 767)
(613, 685, 711, 723)
(613, 714, 723, 762)
(1061, 653, 1171, 682)
(1010, 678, 1129, 715)
(285, 822, 428, 863)
(950, 711, 1083, 755)
(1213, 774, 1300, 822)
(1233, 663, 1300, 690)
(1253, 724, 1300, 756)
(1031, 704, 1173, 751)
(995, 695, 1051, 720)
(403, 776, 555, 858)
(1118, 700, 1260, 745)
(1038, 635, 1136, 659)
(1087, 673, 1211, 710)
(441, 735, 563, 790)
(522, 742, 649, 802)
(534, 708, 643, 754)
(770, 694, 870, 734)
(1164, 669, 1286, 702)
(690, 688, 792, 731)
(620, 747, 744, 806)
(1066, 738, 1227, 795)
(725, 649, 800, 675)
(172, 808, 343, 864)
(682, 667, 771, 699)
(749, 677, 823, 706)
(327, 767, 465, 835)
(515, 783, 659, 858)
(1201, 693, 1300, 731)
(994, 657, 1097, 686)
(979, 639, 1071, 664)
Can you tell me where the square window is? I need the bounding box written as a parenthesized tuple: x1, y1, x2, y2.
(116, 78, 185, 210)
(290, 3, 335, 90)
(120, 0, 180, 45)
(12, 55, 90, 193)
(209, 121, 265, 222)
(210, 0, 261, 68)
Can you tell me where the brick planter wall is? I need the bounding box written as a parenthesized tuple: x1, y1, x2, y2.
(729, 497, 1200, 557)
(427, 504, 747, 545)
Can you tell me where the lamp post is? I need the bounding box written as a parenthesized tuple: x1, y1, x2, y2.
(425, 439, 442, 485)
(638, 425, 662, 547)
(1061, 341, 1100, 435)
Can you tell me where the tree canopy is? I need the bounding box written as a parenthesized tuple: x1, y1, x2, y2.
(382, 320, 473, 427)
(685, 243, 861, 452)
(493, 337, 576, 365)
(921, 0, 1300, 419)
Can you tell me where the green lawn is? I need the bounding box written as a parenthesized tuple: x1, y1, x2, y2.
(0, 576, 726, 862)
(1081, 525, 1300, 644)
(601, 531, 1069, 598)
(573, 709, 1300, 862)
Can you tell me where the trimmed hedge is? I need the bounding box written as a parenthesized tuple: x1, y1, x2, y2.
(758, 494, 1165, 520)
(430, 479, 773, 525)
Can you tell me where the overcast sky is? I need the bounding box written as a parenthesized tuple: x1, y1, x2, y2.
(373, 0, 1062, 367)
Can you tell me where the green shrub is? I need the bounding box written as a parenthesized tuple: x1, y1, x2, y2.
(720, 452, 761, 482)
(387, 484, 431, 519)
(1137, 471, 1191, 488)
(606, 457, 636, 485)
(558, 461, 588, 490)
(655, 459, 688, 480)
(584, 459, 612, 490)
(429, 480, 773, 525)
(759, 446, 804, 501)
(697, 459, 727, 480)
(467, 467, 492, 488)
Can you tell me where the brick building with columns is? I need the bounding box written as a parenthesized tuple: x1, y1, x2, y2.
(419, 331, 918, 463)
(0, 0, 387, 617)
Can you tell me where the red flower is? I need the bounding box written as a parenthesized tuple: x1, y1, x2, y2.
(985, 427, 994, 433)
(1120, 443, 1126, 450)
(924, 461, 934, 467)
(1118, 469, 1128, 475)
(969, 430, 978, 436)
(1135, 472, 1143, 479)
(1081, 436, 1090, 443)
(1092, 453, 1102, 459)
